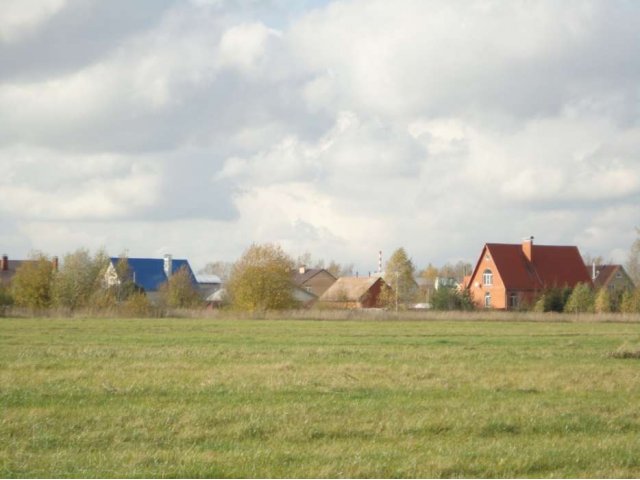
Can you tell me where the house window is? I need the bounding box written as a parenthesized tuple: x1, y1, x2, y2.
(484, 292, 491, 308)
(483, 269, 493, 286)
(509, 293, 518, 309)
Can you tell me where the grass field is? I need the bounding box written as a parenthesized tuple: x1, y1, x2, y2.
(1, 316, 640, 478)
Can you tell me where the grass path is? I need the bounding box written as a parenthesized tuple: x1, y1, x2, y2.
(1, 317, 640, 477)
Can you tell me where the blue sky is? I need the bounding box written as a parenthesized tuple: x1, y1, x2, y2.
(1, 0, 639, 273)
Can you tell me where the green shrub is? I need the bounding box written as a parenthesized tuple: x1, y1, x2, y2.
(564, 283, 594, 314)
(533, 286, 572, 313)
(431, 288, 475, 311)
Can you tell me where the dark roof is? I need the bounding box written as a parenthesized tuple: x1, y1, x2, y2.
(0, 260, 33, 284)
(291, 268, 336, 285)
(475, 243, 592, 291)
(109, 257, 196, 292)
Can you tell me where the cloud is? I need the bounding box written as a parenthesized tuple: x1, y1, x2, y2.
(0, 0, 67, 44)
(290, 0, 639, 120)
(1, 0, 639, 270)
(0, 146, 162, 221)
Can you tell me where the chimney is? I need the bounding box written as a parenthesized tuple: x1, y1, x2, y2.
(299, 266, 306, 275)
(164, 254, 173, 278)
(1, 254, 8, 271)
(52, 256, 59, 271)
(522, 236, 534, 263)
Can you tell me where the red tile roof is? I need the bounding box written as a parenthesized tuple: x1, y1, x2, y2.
(478, 243, 592, 291)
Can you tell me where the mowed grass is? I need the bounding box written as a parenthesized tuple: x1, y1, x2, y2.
(1, 317, 640, 478)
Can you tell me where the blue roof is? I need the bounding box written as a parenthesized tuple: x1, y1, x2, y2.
(109, 257, 196, 292)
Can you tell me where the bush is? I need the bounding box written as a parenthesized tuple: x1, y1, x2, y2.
(564, 283, 594, 314)
(121, 292, 156, 317)
(533, 286, 572, 313)
(431, 288, 475, 311)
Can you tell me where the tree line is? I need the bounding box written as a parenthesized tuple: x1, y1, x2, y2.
(2, 230, 640, 315)
(0, 249, 201, 315)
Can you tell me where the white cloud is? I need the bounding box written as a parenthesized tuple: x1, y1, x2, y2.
(0, 146, 161, 221)
(1, 0, 639, 271)
(217, 22, 282, 72)
(0, 0, 67, 44)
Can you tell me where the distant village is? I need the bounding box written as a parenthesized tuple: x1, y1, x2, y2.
(1, 236, 638, 315)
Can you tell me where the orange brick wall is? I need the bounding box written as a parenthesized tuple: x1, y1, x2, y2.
(468, 247, 507, 309)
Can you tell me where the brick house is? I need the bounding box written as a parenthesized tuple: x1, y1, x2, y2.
(466, 237, 592, 310)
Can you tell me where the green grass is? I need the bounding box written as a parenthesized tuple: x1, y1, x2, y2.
(1, 317, 640, 478)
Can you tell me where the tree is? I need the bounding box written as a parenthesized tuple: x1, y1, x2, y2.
(52, 248, 109, 310)
(325, 260, 354, 278)
(627, 228, 640, 286)
(438, 261, 473, 283)
(10, 252, 55, 310)
(583, 253, 605, 269)
(110, 256, 139, 302)
(594, 288, 613, 313)
(420, 263, 439, 283)
(621, 287, 640, 313)
(199, 261, 233, 283)
(158, 265, 202, 309)
(384, 247, 418, 307)
(564, 283, 595, 314)
(431, 287, 475, 311)
(0, 283, 13, 309)
(227, 243, 296, 311)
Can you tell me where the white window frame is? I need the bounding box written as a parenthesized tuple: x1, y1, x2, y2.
(484, 292, 491, 308)
(483, 269, 493, 286)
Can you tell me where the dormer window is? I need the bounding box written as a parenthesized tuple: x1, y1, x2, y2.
(483, 269, 493, 286)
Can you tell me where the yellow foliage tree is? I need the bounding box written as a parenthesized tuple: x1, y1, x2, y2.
(227, 243, 296, 311)
(10, 252, 55, 310)
(158, 265, 202, 309)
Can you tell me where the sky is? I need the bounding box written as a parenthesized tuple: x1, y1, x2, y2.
(1, 0, 639, 274)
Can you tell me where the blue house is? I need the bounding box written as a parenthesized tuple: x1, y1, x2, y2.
(105, 254, 197, 302)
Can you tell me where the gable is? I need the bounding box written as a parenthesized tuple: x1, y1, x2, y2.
(291, 268, 337, 286)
